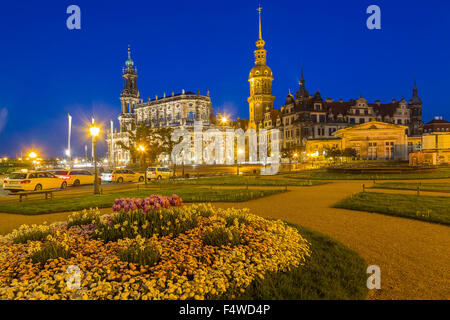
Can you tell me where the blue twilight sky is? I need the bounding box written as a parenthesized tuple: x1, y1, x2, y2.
(0, 0, 449, 158)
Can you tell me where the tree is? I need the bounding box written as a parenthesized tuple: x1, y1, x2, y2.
(117, 124, 177, 169)
(342, 148, 358, 161)
(281, 145, 304, 171)
(323, 145, 342, 164)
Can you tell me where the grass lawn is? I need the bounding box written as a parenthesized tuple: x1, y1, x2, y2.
(286, 168, 450, 180)
(334, 192, 450, 225)
(232, 223, 369, 300)
(158, 175, 327, 186)
(372, 182, 450, 193)
(0, 188, 284, 215)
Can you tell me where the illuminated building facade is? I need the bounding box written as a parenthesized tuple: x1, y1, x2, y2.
(108, 47, 214, 164)
(305, 119, 419, 161)
(248, 7, 275, 130)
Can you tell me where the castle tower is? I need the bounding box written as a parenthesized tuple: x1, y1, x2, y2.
(408, 77, 423, 136)
(119, 45, 141, 132)
(248, 7, 275, 129)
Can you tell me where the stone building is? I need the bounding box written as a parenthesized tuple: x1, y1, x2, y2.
(305, 120, 415, 161)
(410, 132, 450, 165)
(108, 46, 214, 164)
(248, 9, 424, 153)
(423, 117, 450, 133)
(280, 74, 423, 150)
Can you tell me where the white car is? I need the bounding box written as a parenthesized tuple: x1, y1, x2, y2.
(101, 170, 114, 182)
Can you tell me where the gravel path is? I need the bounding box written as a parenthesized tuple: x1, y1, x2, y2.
(0, 180, 448, 300)
(212, 181, 450, 300)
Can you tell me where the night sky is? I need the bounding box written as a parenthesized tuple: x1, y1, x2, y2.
(0, 0, 449, 158)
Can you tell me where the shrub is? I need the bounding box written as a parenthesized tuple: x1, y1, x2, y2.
(203, 227, 241, 247)
(95, 206, 198, 242)
(30, 242, 71, 265)
(9, 224, 55, 244)
(67, 208, 101, 228)
(118, 241, 161, 267)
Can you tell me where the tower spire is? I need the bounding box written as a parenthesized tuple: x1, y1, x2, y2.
(413, 74, 418, 96)
(257, 6, 263, 40)
(125, 45, 134, 68)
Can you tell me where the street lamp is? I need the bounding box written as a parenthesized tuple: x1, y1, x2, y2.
(292, 153, 298, 171)
(137, 144, 147, 184)
(236, 148, 244, 175)
(89, 125, 100, 194)
(221, 116, 227, 125)
(29, 152, 37, 170)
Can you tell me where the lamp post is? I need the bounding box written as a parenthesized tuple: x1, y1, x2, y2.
(236, 148, 244, 175)
(29, 152, 37, 170)
(89, 125, 100, 195)
(137, 145, 147, 185)
(293, 153, 298, 171)
(221, 116, 227, 125)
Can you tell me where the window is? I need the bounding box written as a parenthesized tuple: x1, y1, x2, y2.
(368, 143, 377, 160)
(385, 142, 394, 159)
(9, 173, 27, 179)
(53, 171, 68, 176)
(359, 118, 365, 124)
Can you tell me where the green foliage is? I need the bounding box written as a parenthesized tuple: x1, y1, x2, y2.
(95, 207, 198, 242)
(372, 182, 450, 193)
(67, 209, 100, 229)
(118, 243, 161, 267)
(158, 175, 326, 187)
(224, 212, 251, 228)
(288, 167, 450, 180)
(30, 242, 71, 265)
(334, 192, 450, 225)
(117, 124, 177, 165)
(0, 188, 284, 215)
(203, 227, 241, 247)
(227, 224, 368, 300)
(13, 229, 54, 244)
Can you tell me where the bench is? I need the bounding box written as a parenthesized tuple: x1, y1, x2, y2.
(13, 190, 61, 202)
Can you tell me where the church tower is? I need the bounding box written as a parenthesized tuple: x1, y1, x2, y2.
(408, 78, 423, 136)
(119, 45, 141, 132)
(248, 7, 275, 129)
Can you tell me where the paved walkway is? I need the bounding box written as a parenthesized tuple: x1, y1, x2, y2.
(212, 181, 450, 300)
(0, 180, 449, 300)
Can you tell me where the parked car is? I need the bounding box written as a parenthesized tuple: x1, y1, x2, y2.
(49, 169, 96, 186)
(146, 167, 173, 180)
(103, 169, 144, 183)
(3, 171, 67, 192)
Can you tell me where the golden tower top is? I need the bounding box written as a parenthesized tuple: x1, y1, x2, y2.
(255, 6, 266, 52)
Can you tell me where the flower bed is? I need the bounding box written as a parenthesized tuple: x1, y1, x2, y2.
(0, 195, 311, 300)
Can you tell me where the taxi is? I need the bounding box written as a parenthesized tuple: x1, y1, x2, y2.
(49, 169, 96, 187)
(102, 169, 144, 183)
(146, 167, 173, 180)
(3, 171, 67, 192)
